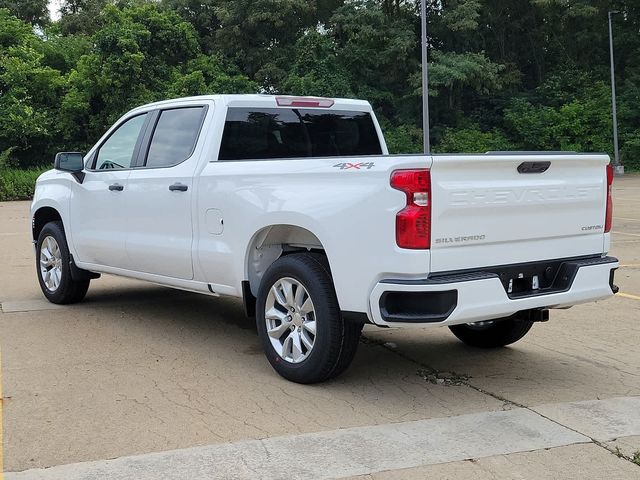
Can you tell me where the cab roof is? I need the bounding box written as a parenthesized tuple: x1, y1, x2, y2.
(131, 94, 373, 113)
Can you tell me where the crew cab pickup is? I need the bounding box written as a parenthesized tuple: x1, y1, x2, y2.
(31, 95, 618, 383)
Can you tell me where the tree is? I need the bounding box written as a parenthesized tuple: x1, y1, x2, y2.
(160, 0, 222, 53)
(0, 0, 639, 169)
(281, 31, 352, 97)
(329, 1, 418, 121)
(436, 125, 513, 153)
(167, 54, 257, 97)
(57, 0, 108, 35)
(504, 82, 613, 154)
(0, 10, 64, 166)
(60, 3, 201, 146)
(214, 0, 317, 87)
(0, 0, 48, 26)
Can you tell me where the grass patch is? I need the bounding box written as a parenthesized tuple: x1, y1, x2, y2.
(633, 451, 640, 466)
(0, 167, 50, 201)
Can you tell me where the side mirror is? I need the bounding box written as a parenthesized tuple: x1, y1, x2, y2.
(54, 152, 85, 172)
(54, 152, 85, 183)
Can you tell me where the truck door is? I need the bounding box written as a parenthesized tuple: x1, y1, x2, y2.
(70, 112, 148, 269)
(124, 104, 208, 279)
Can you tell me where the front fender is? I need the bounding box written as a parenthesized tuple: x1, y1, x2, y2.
(31, 170, 75, 255)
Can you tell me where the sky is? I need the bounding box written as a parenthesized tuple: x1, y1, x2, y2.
(48, 0, 62, 21)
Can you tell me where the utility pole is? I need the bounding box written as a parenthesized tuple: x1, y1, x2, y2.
(420, 0, 430, 154)
(608, 10, 623, 174)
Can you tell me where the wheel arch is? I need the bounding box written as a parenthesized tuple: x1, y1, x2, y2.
(32, 204, 99, 282)
(244, 224, 328, 300)
(32, 206, 64, 242)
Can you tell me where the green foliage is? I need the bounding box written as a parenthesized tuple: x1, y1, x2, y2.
(0, 8, 34, 48)
(429, 51, 508, 95)
(167, 54, 258, 97)
(57, 0, 107, 35)
(505, 81, 613, 154)
(0, 0, 48, 26)
(330, 1, 418, 120)
(621, 135, 640, 172)
(39, 33, 93, 73)
(442, 0, 481, 32)
(281, 31, 352, 97)
(0, 167, 48, 201)
(383, 124, 423, 154)
(159, 0, 221, 53)
(0, 0, 639, 179)
(60, 3, 205, 146)
(214, 0, 316, 85)
(436, 125, 514, 153)
(0, 9, 65, 167)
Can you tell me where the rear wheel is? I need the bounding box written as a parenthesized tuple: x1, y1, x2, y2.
(449, 316, 534, 348)
(256, 253, 362, 384)
(36, 221, 90, 304)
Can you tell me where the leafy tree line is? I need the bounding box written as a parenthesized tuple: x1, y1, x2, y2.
(0, 0, 638, 170)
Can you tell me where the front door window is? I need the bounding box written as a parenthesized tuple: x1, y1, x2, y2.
(94, 114, 147, 170)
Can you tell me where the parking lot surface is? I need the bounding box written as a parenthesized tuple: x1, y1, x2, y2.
(1, 175, 639, 479)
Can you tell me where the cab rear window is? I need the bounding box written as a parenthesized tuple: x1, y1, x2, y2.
(218, 108, 382, 161)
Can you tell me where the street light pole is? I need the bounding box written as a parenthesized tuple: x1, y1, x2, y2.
(608, 10, 623, 174)
(420, 0, 430, 154)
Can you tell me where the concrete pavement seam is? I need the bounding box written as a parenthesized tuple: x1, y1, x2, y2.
(363, 335, 640, 470)
(618, 292, 640, 301)
(3, 406, 591, 479)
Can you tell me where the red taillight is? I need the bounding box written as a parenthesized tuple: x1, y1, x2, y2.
(275, 96, 335, 108)
(391, 169, 431, 249)
(605, 163, 614, 233)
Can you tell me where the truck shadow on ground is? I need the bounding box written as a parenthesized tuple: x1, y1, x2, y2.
(70, 283, 611, 403)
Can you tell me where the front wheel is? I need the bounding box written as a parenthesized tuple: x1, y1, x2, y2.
(449, 316, 534, 348)
(36, 221, 90, 304)
(256, 253, 361, 384)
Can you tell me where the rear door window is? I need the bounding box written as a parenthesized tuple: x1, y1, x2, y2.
(145, 107, 206, 168)
(218, 108, 382, 160)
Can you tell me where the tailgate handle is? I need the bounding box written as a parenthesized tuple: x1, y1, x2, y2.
(518, 161, 551, 174)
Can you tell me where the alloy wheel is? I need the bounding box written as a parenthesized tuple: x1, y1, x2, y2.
(39, 235, 63, 292)
(264, 277, 316, 363)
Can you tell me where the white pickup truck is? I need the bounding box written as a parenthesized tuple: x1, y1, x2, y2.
(31, 94, 618, 383)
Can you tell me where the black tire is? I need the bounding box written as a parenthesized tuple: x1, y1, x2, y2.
(330, 320, 363, 378)
(36, 221, 90, 304)
(308, 254, 363, 379)
(256, 252, 362, 384)
(449, 316, 534, 348)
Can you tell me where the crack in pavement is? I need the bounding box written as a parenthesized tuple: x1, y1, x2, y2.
(361, 334, 640, 469)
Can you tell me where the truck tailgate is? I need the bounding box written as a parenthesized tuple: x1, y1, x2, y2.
(429, 153, 609, 273)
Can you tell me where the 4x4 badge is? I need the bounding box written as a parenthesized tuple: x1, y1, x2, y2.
(333, 162, 375, 170)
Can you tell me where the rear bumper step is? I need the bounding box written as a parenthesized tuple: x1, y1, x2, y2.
(370, 256, 618, 327)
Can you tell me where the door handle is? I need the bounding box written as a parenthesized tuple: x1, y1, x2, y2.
(108, 183, 124, 191)
(169, 183, 188, 192)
